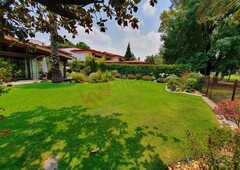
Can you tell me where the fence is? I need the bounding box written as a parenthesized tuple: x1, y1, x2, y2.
(202, 76, 240, 103)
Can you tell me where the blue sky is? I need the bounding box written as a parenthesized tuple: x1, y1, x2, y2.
(35, 0, 171, 60)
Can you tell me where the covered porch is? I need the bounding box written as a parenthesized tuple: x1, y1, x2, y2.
(0, 35, 75, 81)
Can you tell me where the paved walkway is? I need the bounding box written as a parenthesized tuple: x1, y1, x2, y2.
(5, 80, 41, 86)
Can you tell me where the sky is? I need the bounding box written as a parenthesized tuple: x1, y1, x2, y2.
(35, 0, 171, 60)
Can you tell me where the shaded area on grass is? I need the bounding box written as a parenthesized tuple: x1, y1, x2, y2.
(0, 106, 168, 169)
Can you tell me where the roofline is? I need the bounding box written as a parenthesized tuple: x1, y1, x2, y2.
(71, 48, 124, 58)
(2, 35, 76, 60)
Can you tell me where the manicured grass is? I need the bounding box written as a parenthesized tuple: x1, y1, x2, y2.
(0, 80, 218, 169)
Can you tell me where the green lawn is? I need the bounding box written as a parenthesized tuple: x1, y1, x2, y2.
(0, 80, 218, 169)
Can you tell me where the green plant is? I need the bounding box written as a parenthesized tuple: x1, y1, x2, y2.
(71, 60, 84, 72)
(142, 75, 151, 81)
(66, 72, 71, 77)
(120, 75, 127, 79)
(188, 72, 204, 91)
(165, 74, 178, 82)
(105, 70, 115, 81)
(186, 128, 240, 169)
(71, 72, 86, 83)
(167, 76, 179, 91)
(85, 55, 98, 74)
(89, 71, 102, 83)
(135, 73, 142, 80)
(128, 74, 135, 79)
(186, 78, 197, 92)
(151, 76, 156, 81)
(99, 64, 190, 78)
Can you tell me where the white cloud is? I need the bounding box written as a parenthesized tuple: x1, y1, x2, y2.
(142, 1, 157, 16)
(121, 27, 162, 60)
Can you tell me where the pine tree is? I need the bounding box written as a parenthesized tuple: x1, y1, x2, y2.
(124, 43, 132, 61)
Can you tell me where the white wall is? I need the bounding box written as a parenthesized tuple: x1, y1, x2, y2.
(73, 52, 91, 61)
(111, 57, 120, 61)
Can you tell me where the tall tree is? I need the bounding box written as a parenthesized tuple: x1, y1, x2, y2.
(76, 42, 90, 49)
(0, 0, 157, 83)
(159, 0, 240, 75)
(124, 43, 132, 61)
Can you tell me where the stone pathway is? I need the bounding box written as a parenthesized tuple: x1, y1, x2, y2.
(5, 80, 41, 86)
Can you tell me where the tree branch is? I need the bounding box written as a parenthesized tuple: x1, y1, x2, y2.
(35, 0, 104, 7)
(0, 0, 15, 9)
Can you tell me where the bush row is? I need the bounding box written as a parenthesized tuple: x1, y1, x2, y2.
(99, 64, 190, 78)
(71, 70, 115, 83)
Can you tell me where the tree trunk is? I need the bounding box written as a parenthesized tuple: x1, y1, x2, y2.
(50, 13, 63, 83)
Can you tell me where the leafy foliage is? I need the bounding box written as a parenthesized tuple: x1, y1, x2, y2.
(76, 42, 90, 49)
(99, 64, 190, 78)
(58, 40, 76, 48)
(159, 0, 240, 76)
(0, 0, 157, 41)
(186, 128, 240, 169)
(214, 100, 240, 127)
(89, 70, 114, 83)
(145, 54, 164, 64)
(71, 72, 87, 83)
(124, 43, 135, 61)
(71, 60, 85, 72)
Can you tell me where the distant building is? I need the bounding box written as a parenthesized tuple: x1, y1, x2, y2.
(60, 47, 125, 62)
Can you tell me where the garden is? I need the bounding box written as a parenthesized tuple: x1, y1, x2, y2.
(1, 57, 240, 169)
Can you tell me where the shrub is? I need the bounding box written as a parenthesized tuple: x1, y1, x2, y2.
(188, 72, 204, 91)
(165, 74, 178, 82)
(214, 100, 240, 127)
(120, 75, 127, 79)
(71, 72, 86, 83)
(186, 78, 197, 92)
(105, 70, 115, 81)
(89, 70, 114, 83)
(142, 76, 151, 81)
(99, 64, 190, 78)
(66, 72, 71, 77)
(114, 72, 121, 78)
(89, 71, 103, 83)
(167, 76, 179, 91)
(71, 60, 84, 72)
(85, 55, 98, 73)
(186, 128, 240, 169)
(151, 76, 156, 81)
(135, 73, 142, 80)
(128, 74, 135, 79)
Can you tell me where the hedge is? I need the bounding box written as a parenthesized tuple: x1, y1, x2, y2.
(99, 64, 190, 78)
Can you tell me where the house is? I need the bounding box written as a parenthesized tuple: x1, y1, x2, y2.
(60, 47, 151, 65)
(0, 35, 75, 80)
(60, 48, 125, 62)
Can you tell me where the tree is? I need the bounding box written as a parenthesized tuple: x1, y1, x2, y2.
(0, 0, 157, 40)
(124, 43, 136, 61)
(76, 42, 90, 49)
(145, 54, 163, 64)
(159, 0, 240, 75)
(1, 0, 157, 83)
(58, 40, 76, 48)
